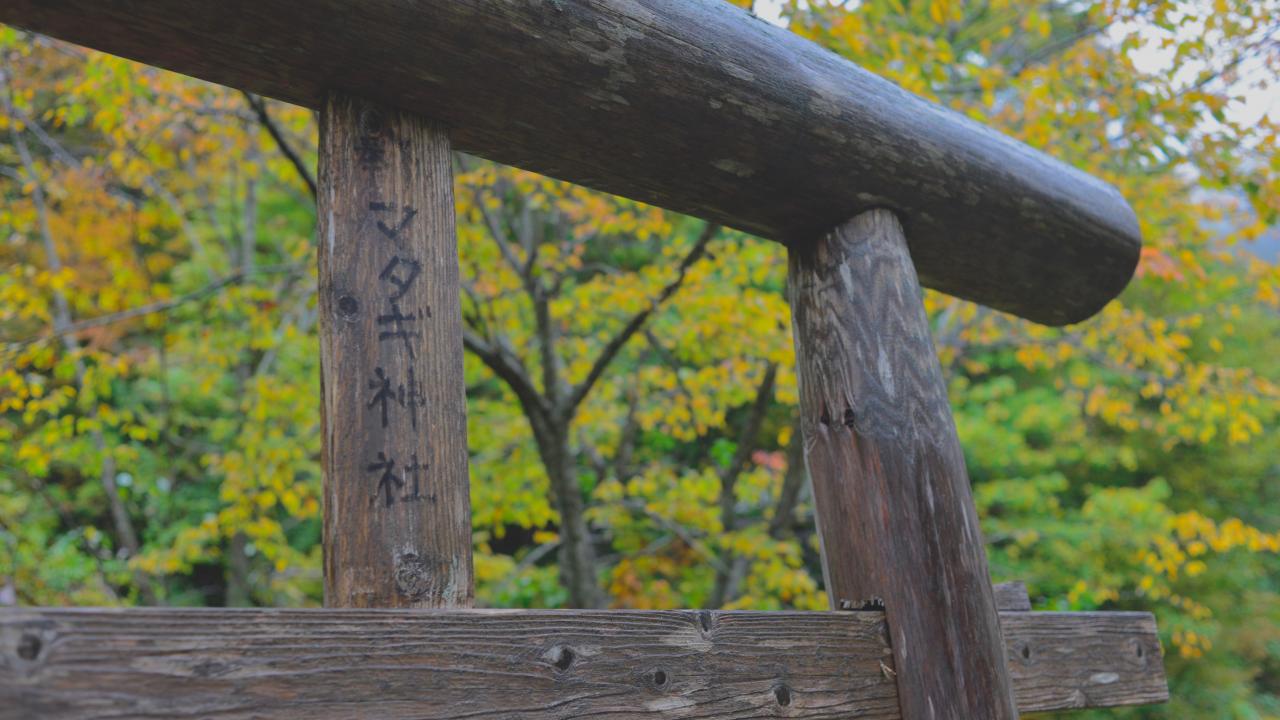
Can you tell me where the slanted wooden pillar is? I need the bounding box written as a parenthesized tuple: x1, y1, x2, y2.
(317, 92, 472, 609)
(788, 209, 1018, 719)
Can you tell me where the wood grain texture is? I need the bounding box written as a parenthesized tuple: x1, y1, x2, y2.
(0, 0, 1140, 325)
(789, 209, 1017, 719)
(318, 93, 472, 608)
(0, 608, 1166, 719)
(1003, 612, 1169, 712)
(994, 581, 1033, 612)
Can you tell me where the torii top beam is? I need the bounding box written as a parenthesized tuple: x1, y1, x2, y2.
(1, 0, 1141, 325)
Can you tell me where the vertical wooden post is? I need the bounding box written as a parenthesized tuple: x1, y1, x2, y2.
(788, 209, 1017, 719)
(318, 93, 472, 609)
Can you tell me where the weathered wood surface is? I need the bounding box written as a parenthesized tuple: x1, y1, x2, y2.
(0, 608, 1166, 719)
(789, 209, 1017, 719)
(0, 0, 1139, 325)
(994, 581, 1033, 612)
(318, 93, 472, 608)
(1003, 611, 1169, 712)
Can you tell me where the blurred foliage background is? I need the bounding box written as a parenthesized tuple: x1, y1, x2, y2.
(1, 0, 1278, 716)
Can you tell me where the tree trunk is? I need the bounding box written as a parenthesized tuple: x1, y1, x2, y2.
(225, 532, 252, 607)
(531, 420, 603, 609)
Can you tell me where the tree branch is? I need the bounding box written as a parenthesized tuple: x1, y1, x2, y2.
(462, 328, 552, 424)
(719, 362, 778, 487)
(3, 265, 302, 347)
(563, 221, 719, 417)
(620, 498, 728, 574)
(458, 157, 567, 403)
(709, 362, 777, 607)
(241, 91, 317, 200)
(767, 420, 808, 540)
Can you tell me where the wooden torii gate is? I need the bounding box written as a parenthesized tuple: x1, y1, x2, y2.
(0, 1, 1169, 718)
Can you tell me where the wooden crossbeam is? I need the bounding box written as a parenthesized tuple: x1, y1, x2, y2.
(0, 0, 1140, 325)
(0, 607, 1168, 719)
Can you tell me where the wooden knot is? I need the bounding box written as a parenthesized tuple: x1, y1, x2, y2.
(393, 551, 442, 600)
(355, 106, 389, 167)
(1126, 636, 1148, 664)
(549, 645, 575, 671)
(336, 294, 359, 319)
(16, 632, 41, 661)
